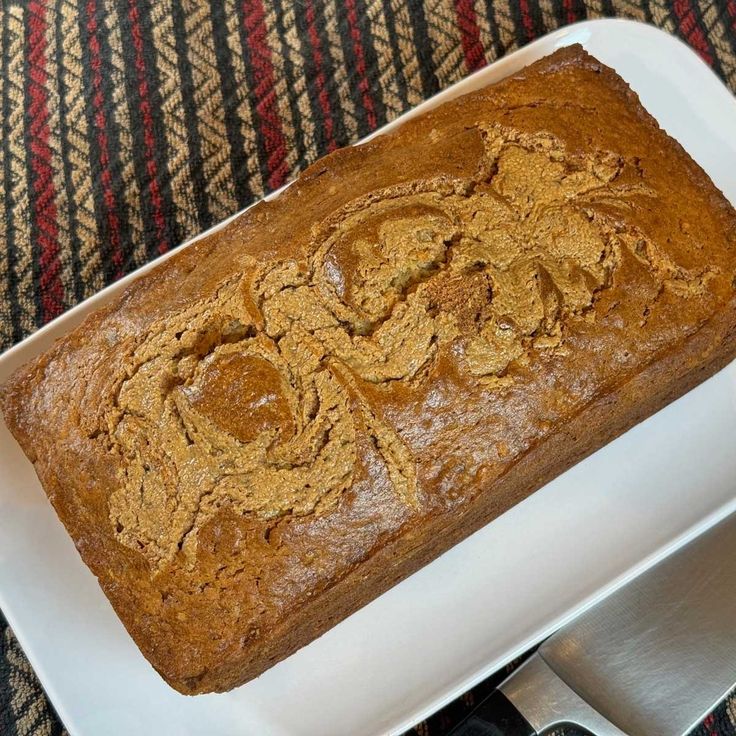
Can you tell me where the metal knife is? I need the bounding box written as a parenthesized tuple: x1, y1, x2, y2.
(449, 510, 736, 736)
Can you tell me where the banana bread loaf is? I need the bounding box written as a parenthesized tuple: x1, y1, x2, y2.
(3, 45, 736, 694)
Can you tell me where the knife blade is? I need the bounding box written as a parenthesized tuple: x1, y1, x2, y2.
(449, 509, 736, 736)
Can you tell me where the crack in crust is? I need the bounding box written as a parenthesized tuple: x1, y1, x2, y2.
(101, 124, 712, 570)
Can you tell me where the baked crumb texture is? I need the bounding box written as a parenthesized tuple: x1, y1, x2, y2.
(3, 46, 736, 693)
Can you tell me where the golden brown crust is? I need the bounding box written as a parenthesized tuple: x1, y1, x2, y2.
(3, 45, 736, 694)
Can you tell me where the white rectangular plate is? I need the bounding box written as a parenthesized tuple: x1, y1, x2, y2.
(2, 19, 736, 736)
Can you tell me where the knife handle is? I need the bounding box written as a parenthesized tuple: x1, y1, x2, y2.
(447, 690, 536, 736)
(450, 653, 627, 736)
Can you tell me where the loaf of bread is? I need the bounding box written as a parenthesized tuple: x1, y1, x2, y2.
(3, 45, 736, 694)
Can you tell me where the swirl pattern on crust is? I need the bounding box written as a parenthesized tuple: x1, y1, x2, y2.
(254, 124, 707, 384)
(103, 124, 712, 569)
(105, 294, 353, 566)
(104, 277, 419, 569)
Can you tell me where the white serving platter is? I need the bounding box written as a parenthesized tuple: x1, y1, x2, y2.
(2, 18, 736, 736)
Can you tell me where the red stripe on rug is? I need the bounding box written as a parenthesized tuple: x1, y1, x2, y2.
(562, 0, 577, 25)
(86, 0, 124, 278)
(727, 0, 736, 30)
(242, 0, 289, 190)
(304, 0, 336, 151)
(454, 0, 486, 72)
(27, 0, 64, 322)
(702, 713, 718, 736)
(343, 0, 378, 130)
(672, 0, 714, 66)
(518, 0, 537, 42)
(127, 0, 169, 254)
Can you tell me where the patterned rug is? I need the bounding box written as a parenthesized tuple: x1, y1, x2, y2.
(1, 1, 735, 734)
